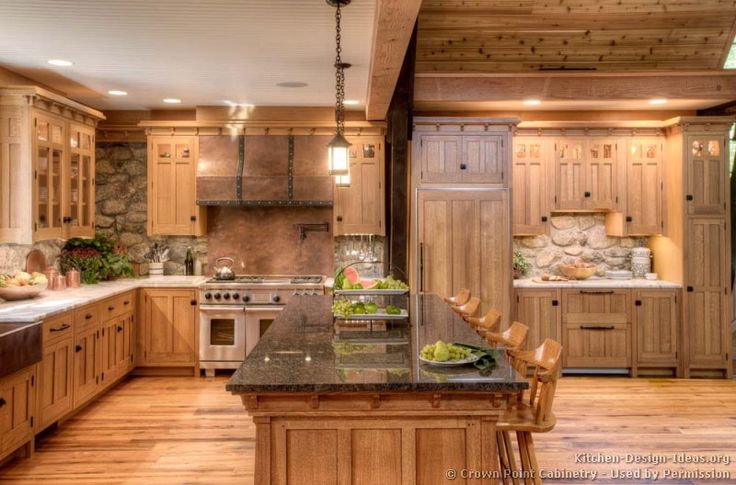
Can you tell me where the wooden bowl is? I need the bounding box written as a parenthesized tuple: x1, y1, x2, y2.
(0, 282, 48, 301)
(557, 264, 597, 280)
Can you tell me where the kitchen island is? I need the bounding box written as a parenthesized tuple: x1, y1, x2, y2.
(227, 294, 527, 485)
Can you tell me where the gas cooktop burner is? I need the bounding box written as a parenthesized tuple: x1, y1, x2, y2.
(205, 274, 324, 285)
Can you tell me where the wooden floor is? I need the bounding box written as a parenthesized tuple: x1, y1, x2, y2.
(0, 376, 735, 484)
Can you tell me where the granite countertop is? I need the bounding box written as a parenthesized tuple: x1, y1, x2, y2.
(0, 276, 208, 323)
(513, 277, 682, 289)
(226, 294, 528, 394)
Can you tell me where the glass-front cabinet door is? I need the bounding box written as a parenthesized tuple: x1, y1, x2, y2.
(34, 114, 65, 239)
(67, 124, 95, 237)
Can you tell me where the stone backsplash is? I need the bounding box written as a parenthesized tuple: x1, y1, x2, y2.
(514, 214, 644, 277)
(96, 142, 207, 275)
(0, 240, 64, 274)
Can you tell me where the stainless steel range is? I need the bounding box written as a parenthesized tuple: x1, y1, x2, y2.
(198, 274, 325, 376)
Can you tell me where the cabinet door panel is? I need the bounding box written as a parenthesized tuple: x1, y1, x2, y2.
(417, 195, 452, 298)
(686, 135, 726, 215)
(0, 367, 35, 454)
(512, 138, 549, 235)
(564, 323, 630, 367)
(462, 135, 503, 184)
(143, 289, 197, 365)
(586, 139, 617, 209)
(514, 289, 561, 350)
(418, 135, 461, 183)
(67, 123, 95, 237)
(634, 290, 678, 365)
(73, 326, 101, 408)
(34, 114, 66, 239)
(626, 138, 662, 235)
(38, 337, 74, 430)
(555, 139, 586, 209)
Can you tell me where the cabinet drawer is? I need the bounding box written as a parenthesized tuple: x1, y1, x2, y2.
(564, 322, 631, 368)
(42, 312, 74, 346)
(101, 292, 135, 321)
(74, 304, 99, 333)
(562, 289, 630, 324)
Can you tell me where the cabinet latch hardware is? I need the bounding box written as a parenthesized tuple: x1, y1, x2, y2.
(459, 163, 467, 170)
(551, 300, 559, 306)
(635, 300, 642, 306)
(190, 299, 197, 306)
(584, 191, 591, 198)
(0, 398, 5, 408)
(117, 326, 123, 333)
(686, 286, 694, 292)
(31, 375, 34, 386)
(625, 216, 633, 222)
(30, 416, 34, 427)
(190, 216, 197, 222)
(686, 194, 693, 201)
(336, 216, 343, 222)
(75, 345, 82, 352)
(541, 216, 548, 222)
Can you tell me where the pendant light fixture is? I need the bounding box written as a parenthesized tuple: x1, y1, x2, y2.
(327, 0, 351, 179)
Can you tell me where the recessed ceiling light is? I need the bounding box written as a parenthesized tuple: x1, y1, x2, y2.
(163, 98, 182, 104)
(649, 98, 668, 105)
(344, 100, 360, 105)
(47, 59, 73, 67)
(108, 90, 127, 96)
(522, 99, 542, 106)
(276, 82, 308, 88)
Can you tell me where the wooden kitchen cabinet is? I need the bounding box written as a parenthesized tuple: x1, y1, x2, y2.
(555, 139, 587, 210)
(415, 134, 462, 183)
(0, 366, 36, 461)
(512, 137, 551, 235)
(333, 137, 385, 236)
(37, 312, 74, 431)
(514, 288, 561, 350)
(562, 289, 631, 368)
(66, 123, 96, 238)
(686, 135, 727, 216)
(147, 136, 206, 236)
(33, 113, 66, 240)
(555, 138, 617, 210)
(139, 288, 198, 366)
(73, 324, 102, 408)
(417, 190, 510, 324)
(462, 135, 504, 184)
(633, 289, 679, 373)
(625, 138, 663, 235)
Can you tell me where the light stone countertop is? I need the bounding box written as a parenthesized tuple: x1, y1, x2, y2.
(513, 277, 682, 289)
(0, 276, 209, 323)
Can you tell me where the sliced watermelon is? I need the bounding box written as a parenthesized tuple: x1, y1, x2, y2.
(360, 278, 379, 289)
(343, 266, 360, 285)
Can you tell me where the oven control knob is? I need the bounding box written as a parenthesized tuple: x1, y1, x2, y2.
(223, 293, 231, 300)
(272, 294, 281, 303)
(231, 292, 240, 300)
(204, 292, 212, 299)
(242, 295, 250, 303)
(213, 292, 221, 300)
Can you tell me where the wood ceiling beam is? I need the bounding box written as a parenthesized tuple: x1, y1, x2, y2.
(365, 0, 422, 121)
(414, 72, 736, 103)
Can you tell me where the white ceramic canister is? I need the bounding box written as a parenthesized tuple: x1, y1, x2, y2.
(630, 247, 651, 278)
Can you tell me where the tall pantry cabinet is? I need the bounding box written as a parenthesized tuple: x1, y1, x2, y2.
(0, 87, 104, 244)
(412, 118, 517, 325)
(653, 117, 733, 378)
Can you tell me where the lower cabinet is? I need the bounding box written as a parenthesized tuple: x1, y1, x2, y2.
(0, 366, 36, 461)
(513, 288, 561, 350)
(634, 289, 679, 371)
(562, 289, 631, 368)
(37, 315, 74, 431)
(139, 288, 198, 366)
(73, 323, 102, 408)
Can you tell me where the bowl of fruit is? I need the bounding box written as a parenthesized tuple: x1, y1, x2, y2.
(557, 261, 597, 280)
(0, 271, 49, 301)
(419, 340, 481, 366)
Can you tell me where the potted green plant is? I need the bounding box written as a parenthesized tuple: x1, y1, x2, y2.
(512, 250, 531, 279)
(59, 233, 133, 284)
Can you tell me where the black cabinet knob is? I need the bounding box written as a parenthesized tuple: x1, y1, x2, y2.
(75, 345, 82, 352)
(0, 398, 5, 407)
(190, 299, 197, 306)
(686, 194, 693, 201)
(272, 295, 281, 303)
(551, 299, 559, 306)
(108, 306, 114, 311)
(336, 216, 343, 222)
(85, 314, 93, 320)
(584, 191, 591, 198)
(123, 300, 130, 306)
(541, 216, 548, 222)
(625, 216, 633, 222)
(117, 326, 123, 332)
(686, 286, 694, 292)
(459, 163, 467, 170)
(635, 300, 642, 306)
(190, 215, 197, 221)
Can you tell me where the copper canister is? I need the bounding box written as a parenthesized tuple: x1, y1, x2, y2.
(66, 269, 81, 288)
(44, 267, 59, 290)
(54, 274, 67, 291)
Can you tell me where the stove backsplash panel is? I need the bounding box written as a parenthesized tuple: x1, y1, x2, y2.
(207, 206, 334, 275)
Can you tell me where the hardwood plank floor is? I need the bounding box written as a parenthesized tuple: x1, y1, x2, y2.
(0, 376, 734, 484)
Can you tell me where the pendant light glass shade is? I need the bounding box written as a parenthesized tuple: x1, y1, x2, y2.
(335, 167, 351, 187)
(327, 132, 351, 176)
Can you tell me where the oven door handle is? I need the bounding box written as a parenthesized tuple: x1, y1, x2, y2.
(245, 305, 285, 312)
(199, 305, 245, 312)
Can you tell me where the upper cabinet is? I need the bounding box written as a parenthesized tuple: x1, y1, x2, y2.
(333, 136, 385, 236)
(512, 137, 551, 235)
(623, 138, 663, 235)
(554, 138, 617, 211)
(147, 135, 206, 236)
(0, 86, 104, 244)
(412, 118, 514, 187)
(686, 134, 727, 216)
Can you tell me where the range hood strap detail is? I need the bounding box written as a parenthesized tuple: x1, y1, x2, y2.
(236, 135, 245, 200)
(287, 135, 294, 200)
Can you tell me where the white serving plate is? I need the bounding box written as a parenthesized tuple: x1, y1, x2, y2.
(419, 353, 481, 367)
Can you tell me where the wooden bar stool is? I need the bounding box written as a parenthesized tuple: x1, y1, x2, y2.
(465, 307, 501, 335)
(496, 339, 563, 485)
(452, 296, 480, 318)
(444, 288, 470, 306)
(484, 321, 529, 376)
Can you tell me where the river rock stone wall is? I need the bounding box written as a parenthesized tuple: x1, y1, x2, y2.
(513, 214, 644, 277)
(96, 142, 207, 275)
(0, 240, 64, 274)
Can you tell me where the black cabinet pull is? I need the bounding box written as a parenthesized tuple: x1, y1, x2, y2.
(85, 313, 93, 320)
(108, 306, 115, 311)
(551, 299, 559, 306)
(190, 299, 197, 306)
(625, 216, 633, 222)
(687, 286, 694, 292)
(579, 290, 614, 295)
(190, 215, 197, 222)
(686, 194, 693, 201)
(459, 163, 467, 170)
(0, 398, 5, 407)
(635, 300, 642, 306)
(541, 216, 548, 222)
(584, 191, 591, 197)
(123, 300, 130, 306)
(117, 325, 123, 333)
(75, 345, 82, 352)
(580, 325, 614, 330)
(50, 323, 71, 332)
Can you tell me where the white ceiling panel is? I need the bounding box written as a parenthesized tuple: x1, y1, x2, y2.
(0, 0, 375, 110)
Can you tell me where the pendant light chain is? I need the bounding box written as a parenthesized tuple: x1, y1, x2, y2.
(334, 1, 345, 136)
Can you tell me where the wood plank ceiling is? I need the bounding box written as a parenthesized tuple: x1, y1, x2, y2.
(416, 0, 736, 73)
